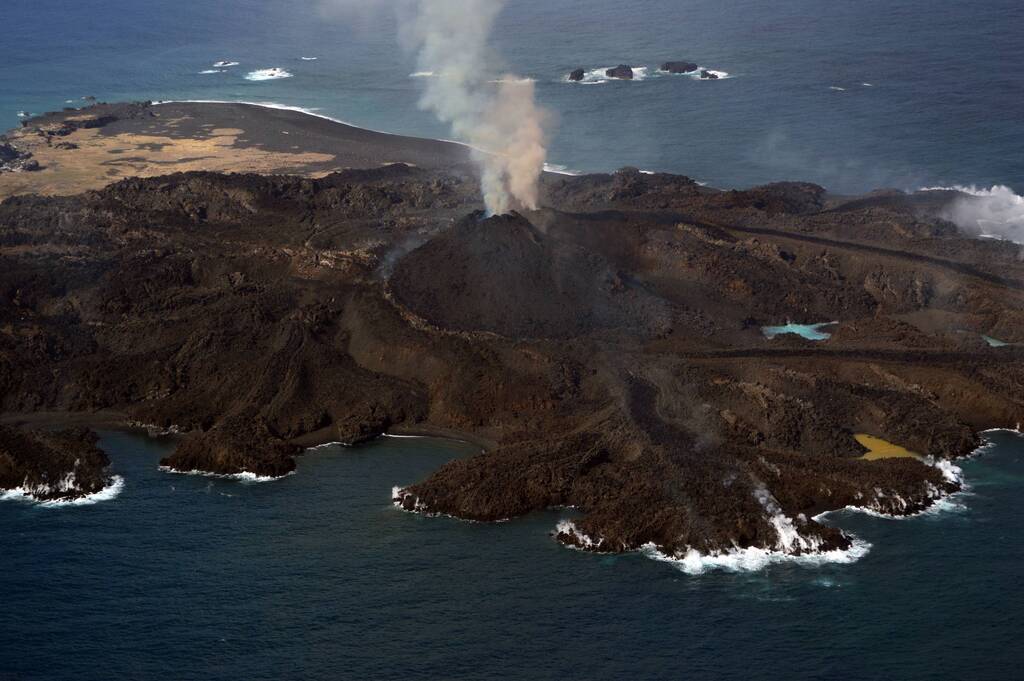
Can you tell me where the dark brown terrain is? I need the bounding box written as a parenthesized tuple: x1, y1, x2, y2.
(0, 426, 113, 501)
(2, 103, 1023, 559)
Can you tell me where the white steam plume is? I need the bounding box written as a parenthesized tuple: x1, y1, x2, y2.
(322, 0, 548, 215)
(923, 184, 1024, 245)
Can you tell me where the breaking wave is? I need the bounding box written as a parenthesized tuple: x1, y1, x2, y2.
(213, 61, 239, 68)
(567, 66, 650, 85)
(919, 184, 1024, 244)
(829, 86, 847, 91)
(300, 56, 318, 61)
(409, 71, 436, 78)
(554, 518, 871, 574)
(158, 466, 293, 483)
(199, 69, 225, 75)
(690, 69, 730, 80)
(543, 162, 581, 176)
(1, 475, 125, 507)
(642, 537, 872, 575)
(244, 68, 293, 81)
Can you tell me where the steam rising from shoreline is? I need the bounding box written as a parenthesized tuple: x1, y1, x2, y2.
(923, 184, 1024, 245)
(323, 0, 548, 215)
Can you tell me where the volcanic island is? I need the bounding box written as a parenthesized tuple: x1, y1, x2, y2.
(2, 101, 1022, 560)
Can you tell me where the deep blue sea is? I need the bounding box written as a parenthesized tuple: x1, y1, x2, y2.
(2, 430, 1023, 680)
(2, 0, 1022, 194)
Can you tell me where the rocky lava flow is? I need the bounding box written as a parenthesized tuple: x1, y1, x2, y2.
(2, 164, 1023, 557)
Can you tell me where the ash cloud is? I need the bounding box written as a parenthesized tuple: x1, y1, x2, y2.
(321, 0, 548, 215)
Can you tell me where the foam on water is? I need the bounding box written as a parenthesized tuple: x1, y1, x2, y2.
(300, 56, 318, 61)
(244, 68, 293, 81)
(829, 86, 847, 91)
(543, 162, 581, 176)
(641, 537, 872, 575)
(409, 71, 435, 78)
(1, 475, 124, 507)
(213, 61, 239, 68)
(158, 465, 293, 483)
(198, 69, 225, 74)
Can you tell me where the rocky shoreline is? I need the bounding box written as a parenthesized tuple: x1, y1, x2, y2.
(2, 102, 1023, 559)
(0, 426, 116, 503)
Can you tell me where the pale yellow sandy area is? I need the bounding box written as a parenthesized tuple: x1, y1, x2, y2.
(855, 433, 922, 461)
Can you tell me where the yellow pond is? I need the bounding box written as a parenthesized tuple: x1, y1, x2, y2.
(854, 434, 922, 461)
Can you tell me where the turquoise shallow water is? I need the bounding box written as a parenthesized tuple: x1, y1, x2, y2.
(1, 430, 1023, 680)
(2, 0, 1023, 194)
(762, 322, 837, 341)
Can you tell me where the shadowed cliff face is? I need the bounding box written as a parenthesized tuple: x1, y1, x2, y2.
(2, 164, 1024, 557)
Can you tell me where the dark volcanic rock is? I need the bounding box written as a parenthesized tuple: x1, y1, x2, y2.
(606, 65, 634, 80)
(0, 141, 18, 163)
(568, 68, 585, 82)
(161, 418, 300, 478)
(0, 139, 38, 173)
(2, 140, 1023, 560)
(0, 426, 112, 501)
(661, 61, 699, 74)
(390, 211, 670, 339)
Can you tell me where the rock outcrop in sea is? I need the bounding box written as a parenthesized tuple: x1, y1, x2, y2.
(0, 426, 114, 502)
(605, 65, 634, 80)
(661, 61, 699, 74)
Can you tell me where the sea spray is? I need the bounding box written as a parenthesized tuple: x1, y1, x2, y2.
(921, 184, 1024, 245)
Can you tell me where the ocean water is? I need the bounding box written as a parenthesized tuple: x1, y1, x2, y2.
(1, 430, 1023, 680)
(2, 0, 1023, 195)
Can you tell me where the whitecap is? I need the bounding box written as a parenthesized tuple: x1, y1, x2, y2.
(641, 537, 871, 575)
(409, 71, 436, 78)
(862, 82, 874, 87)
(213, 61, 239, 68)
(300, 56, 318, 61)
(543, 162, 581, 176)
(1, 475, 125, 507)
(157, 465, 293, 483)
(829, 86, 847, 91)
(199, 69, 225, 75)
(244, 68, 293, 82)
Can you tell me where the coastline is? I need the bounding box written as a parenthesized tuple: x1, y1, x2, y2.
(152, 99, 588, 178)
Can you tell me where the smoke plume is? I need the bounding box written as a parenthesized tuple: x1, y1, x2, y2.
(324, 0, 549, 215)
